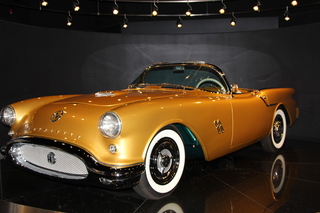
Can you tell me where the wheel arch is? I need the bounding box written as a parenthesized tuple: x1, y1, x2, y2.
(277, 104, 292, 126)
(141, 122, 206, 161)
(171, 123, 205, 160)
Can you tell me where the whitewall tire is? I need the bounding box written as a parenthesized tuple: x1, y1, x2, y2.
(134, 126, 185, 200)
(261, 109, 287, 153)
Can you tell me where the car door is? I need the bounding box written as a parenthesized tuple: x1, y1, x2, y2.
(230, 91, 271, 148)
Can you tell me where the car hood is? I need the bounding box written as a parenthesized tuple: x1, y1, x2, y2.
(52, 88, 192, 107)
(11, 87, 196, 163)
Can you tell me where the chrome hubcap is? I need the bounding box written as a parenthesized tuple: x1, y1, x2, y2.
(150, 138, 179, 185)
(273, 116, 283, 143)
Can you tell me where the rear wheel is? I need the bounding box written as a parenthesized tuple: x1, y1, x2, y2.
(134, 126, 185, 200)
(261, 109, 287, 153)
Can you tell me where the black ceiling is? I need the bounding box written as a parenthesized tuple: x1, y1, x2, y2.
(0, 0, 320, 33)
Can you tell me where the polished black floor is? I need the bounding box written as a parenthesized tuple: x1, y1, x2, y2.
(1, 139, 320, 213)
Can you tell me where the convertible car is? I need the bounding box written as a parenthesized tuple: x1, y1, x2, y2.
(0, 62, 298, 200)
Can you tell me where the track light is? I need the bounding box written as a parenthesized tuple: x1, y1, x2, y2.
(253, 0, 261, 12)
(122, 14, 128, 28)
(113, 0, 119, 15)
(230, 12, 236, 26)
(177, 15, 182, 28)
(152, 7, 158, 16)
(185, 1, 192, 16)
(67, 11, 72, 26)
(291, 0, 298, 6)
(152, 1, 158, 16)
(73, 0, 80, 12)
(41, 0, 48, 7)
(219, 0, 227, 14)
(284, 6, 290, 21)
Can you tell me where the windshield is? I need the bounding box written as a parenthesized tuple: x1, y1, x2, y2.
(131, 64, 229, 93)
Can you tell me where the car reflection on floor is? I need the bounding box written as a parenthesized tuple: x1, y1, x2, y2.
(173, 152, 296, 212)
(1, 139, 320, 213)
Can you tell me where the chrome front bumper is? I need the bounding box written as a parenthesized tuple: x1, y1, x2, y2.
(1, 138, 144, 190)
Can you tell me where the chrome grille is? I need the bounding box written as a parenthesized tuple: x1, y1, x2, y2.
(9, 143, 88, 180)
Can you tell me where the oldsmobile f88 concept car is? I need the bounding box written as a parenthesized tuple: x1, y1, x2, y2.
(0, 62, 298, 199)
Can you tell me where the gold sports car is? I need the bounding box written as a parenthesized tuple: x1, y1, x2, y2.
(0, 62, 299, 200)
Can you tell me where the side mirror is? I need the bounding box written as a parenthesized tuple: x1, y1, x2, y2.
(231, 83, 240, 93)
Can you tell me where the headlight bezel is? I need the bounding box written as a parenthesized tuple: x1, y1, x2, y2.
(0, 105, 16, 126)
(99, 111, 122, 139)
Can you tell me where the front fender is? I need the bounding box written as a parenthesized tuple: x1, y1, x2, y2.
(10, 95, 80, 129)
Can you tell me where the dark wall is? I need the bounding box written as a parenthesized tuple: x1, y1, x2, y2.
(1, 20, 320, 146)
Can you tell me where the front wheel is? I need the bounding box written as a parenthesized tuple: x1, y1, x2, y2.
(134, 126, 185, 200)
(261, 109, 287, 153)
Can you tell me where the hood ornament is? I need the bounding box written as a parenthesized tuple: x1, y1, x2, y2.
(50, 110, 64, 122)
(95, 91, 115, 97)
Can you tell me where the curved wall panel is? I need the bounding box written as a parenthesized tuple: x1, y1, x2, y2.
(0, 20, 319, 143)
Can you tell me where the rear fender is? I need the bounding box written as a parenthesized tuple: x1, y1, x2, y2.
(256, 88, 298, 126)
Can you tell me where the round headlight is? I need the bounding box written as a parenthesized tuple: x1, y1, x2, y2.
(0, 105, 16, 126)
(99, 112, 122, 139)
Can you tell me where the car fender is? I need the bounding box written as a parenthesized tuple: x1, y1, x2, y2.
(257, 88, 298, 126)
(9, 95, 80, 128)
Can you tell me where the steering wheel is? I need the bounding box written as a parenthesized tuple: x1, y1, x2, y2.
(196, 78, 226, 93)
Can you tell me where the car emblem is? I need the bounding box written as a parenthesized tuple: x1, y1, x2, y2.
(50, 110, 64, 122)
(214, 120, 225, 134)
(47, 152, 57, 165)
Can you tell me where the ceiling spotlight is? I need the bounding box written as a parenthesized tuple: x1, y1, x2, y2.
(122, 14, 128, 28)
(291, 0, 298, 6)
(284, 6, 290, 21)
(253, 0, 261, 12)
(219, 0, 227, 14)
(230, 12, 236, 26)
(113, 0, 119, 15)
(41, 0, 48, 7)
(185, 1, 192, 16)
(152, 1, 158, 16)
(73, 0, 80, 12)
(67, 11, 72, 26)
(177, 16, 182, 28)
